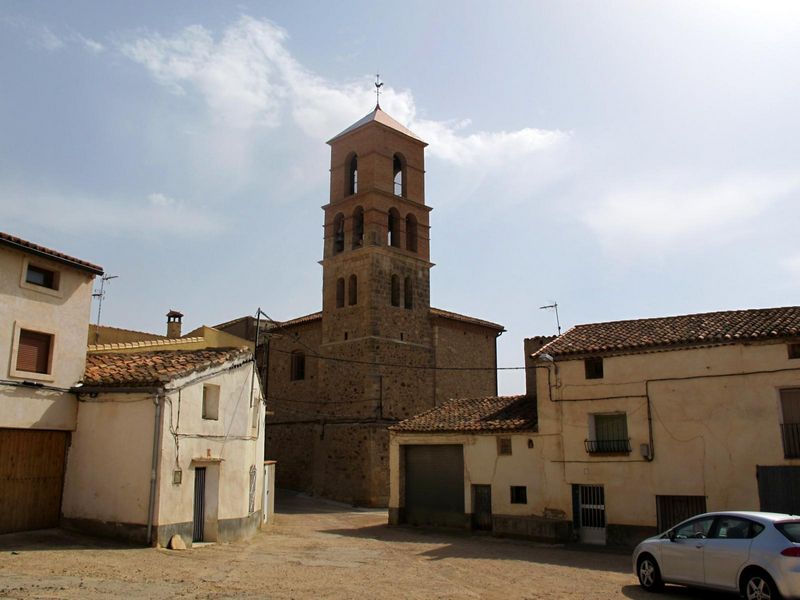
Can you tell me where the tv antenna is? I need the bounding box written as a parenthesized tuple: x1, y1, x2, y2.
(93, 274, 119, 326)
(539, 302, 561, 336)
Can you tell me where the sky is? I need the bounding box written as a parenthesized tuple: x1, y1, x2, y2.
(2, 1, 799, 395)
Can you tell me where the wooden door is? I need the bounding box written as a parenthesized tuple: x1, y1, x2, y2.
(0, 429, 68, 534)
(472, 485, 492, 531)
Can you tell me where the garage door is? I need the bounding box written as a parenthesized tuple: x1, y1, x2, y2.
(403, 445, 465, 528)
(757, 466, 800, 515)
(0, 429, 69, 534)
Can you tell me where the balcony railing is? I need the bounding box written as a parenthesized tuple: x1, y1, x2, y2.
(585, 438, 631, 454)
(781, 423, 800, 458)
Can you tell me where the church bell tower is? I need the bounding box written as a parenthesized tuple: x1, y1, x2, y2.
(319, 104, 436, 436)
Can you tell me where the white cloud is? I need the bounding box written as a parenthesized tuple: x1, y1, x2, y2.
(582, 174, 799, 256)
(119, 16, 568, 166)
(0, 187, 225, 238)
(39, 26, 64, 51)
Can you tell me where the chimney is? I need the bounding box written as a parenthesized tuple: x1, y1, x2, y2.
(166, 310, 183, 339)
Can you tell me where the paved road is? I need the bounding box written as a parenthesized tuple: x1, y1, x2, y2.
(0, 491, 730, 599)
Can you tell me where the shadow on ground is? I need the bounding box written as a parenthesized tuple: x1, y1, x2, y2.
(319, 521, 632, 574)
(276, 488, 386, 516)
(0, 528, 139, 553)
(621, 583, 734, 600)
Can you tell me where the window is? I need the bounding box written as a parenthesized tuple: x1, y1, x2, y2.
(712, 516, 763, 540)
(391, 275, 400, 307)
(336, 277, 345, 308)
(405, 213, 418, 252)
(789, 343, 800, 359)
(25, 264, 59, 290)
(393, 154, 406, 197)
(510, 486, 527, 504)
(780, 388, 800, 458)
(388, 208, 401, 247)
(586, 413, 630, 454)
(290, 351, 306, 381)
(404, 276, 413, 309)
(352, 206, 364, 249)
(585, 357, 603, 379)
(348, 275, 358, 306)
(15, 329, 53, 374)
(333, 213, 345, 254)
(347, 154, 358, 195)
(673, 515, 715, 540)
(497, 437, 512, 455)
(202, 384, 220, 420)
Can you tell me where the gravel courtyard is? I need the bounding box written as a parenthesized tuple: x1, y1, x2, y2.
(0, 491, 727, 599)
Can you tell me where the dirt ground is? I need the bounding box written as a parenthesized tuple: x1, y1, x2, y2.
(0, 491, 727, 600)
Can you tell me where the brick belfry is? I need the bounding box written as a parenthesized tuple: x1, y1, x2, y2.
(261, 103, 503, 507)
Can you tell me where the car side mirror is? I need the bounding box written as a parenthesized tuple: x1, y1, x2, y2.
(668, 530, 676, 542)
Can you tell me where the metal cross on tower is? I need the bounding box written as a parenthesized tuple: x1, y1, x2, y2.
(375, 73, 383, 108)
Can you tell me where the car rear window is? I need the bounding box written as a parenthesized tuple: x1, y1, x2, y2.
(776, 521, 800, 543)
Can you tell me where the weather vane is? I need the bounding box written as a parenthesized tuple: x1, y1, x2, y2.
(375, 72, 383, 108)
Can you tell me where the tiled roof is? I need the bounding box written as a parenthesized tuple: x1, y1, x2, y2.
(87, 336, 206, 353)
(390, 395, 537, 434)
(430, 307, 505, 332)
(0, 231, 103, 275)
(83, 348, 251, 388)
(537, 306, 800, 358)
(328, 106, 426, 144)
(268, 308, 504, 332)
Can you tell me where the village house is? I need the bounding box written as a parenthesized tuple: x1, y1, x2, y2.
(0, 231, 102, 534)
(61, 347, 266, 547)
(389, 306, 800, 548)
(225, 105, 505, 507)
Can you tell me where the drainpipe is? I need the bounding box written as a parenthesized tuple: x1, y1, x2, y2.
(147, 391, 164, 546)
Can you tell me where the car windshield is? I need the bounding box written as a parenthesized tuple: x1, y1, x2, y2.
(776, 521, 800, 543)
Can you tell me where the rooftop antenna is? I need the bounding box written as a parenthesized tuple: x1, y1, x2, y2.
(539, 302, 561, 336)
(93, 274, 119, 327)
(374, 72, 383, 109)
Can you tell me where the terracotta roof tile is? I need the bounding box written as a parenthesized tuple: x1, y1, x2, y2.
(390, 395, 536, 434)
(0, 231, 103, 275)
(83, 348, 251, 388)
(538, 306, 800, 358)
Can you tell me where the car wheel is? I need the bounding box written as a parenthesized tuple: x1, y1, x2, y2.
(637, 555, 663, 592)
(743, 571, 781, 600)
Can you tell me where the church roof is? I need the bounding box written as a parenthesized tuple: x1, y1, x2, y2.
(327, 106, 426, 145)
(268, 307, 504, 333)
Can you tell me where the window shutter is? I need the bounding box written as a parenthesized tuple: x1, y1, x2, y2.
(16, 330, 52, 373)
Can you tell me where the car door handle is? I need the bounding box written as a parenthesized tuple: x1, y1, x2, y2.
(695, 544, 703, 549)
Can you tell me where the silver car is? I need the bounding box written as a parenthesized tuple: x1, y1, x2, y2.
(632, 511, 800, 599)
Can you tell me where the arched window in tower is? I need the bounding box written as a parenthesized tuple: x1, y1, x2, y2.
(393, 154, 406, 197)
(404, 276, 413, 309)
(333, 213, 345, 254)
(405, 213, 418, 253)
(348, 274, 358, 305)
(336, 277, 345, 308)
(347, 154, 358, 196)
(290, 350, 306, 381)
(352, 206, 364, 249)
(388, 208, 401, 247)
(391, 274, 400, 307)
